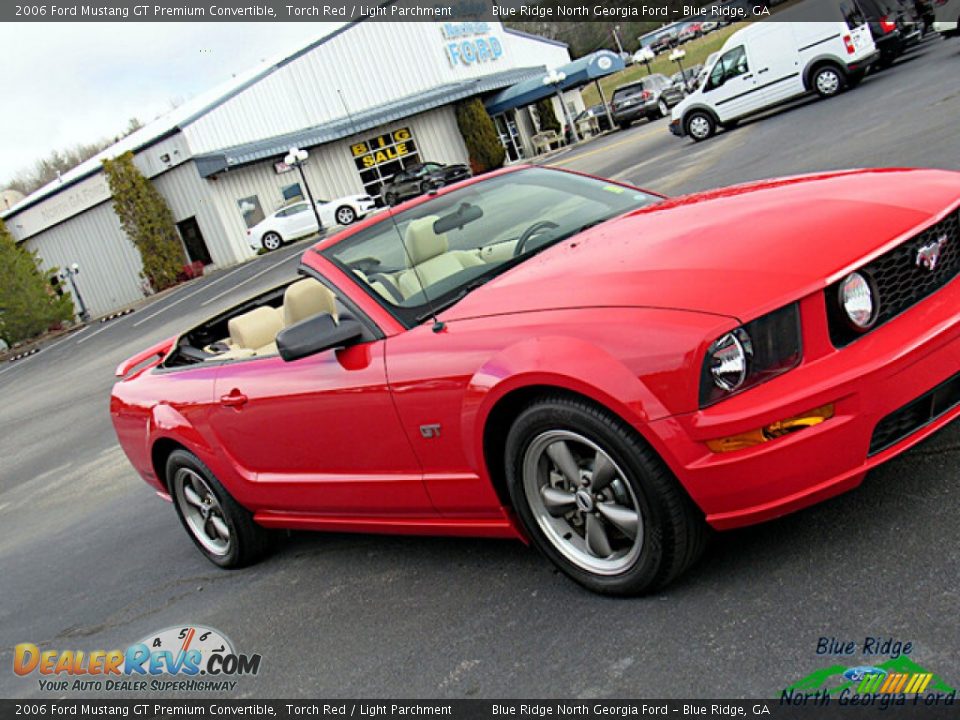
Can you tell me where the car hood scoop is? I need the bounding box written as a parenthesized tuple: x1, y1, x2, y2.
(447, 169, 960, 323)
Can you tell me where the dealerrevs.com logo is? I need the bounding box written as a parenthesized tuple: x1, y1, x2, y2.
(13, 625, 261, 692)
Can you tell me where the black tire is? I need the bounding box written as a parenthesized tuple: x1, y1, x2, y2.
(261, 232, 282, 252)
(385, 192, 397, 207)
(335, 205, 357, 225)
(419, 181, 433, 195)
(812, 64, 845, 98)
(505, 395, 708, 596)
(685, 110, 716, 142)
(618, 120, 632, 130)
(166, 449, 271, 569)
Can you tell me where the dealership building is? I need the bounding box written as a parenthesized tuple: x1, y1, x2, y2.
(1, 19, 624, 317)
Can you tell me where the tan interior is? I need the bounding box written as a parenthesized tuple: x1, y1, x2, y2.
(396, 216, 484, 298)
(207, 278, 339, 361)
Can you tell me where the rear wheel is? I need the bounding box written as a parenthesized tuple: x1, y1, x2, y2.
(686, 111, 716, 142)
(812, 65, 845, 97)
(335, 205, 357, 225)
(618, 120, 632, 130)
(385, 192, 397, 207)
(261, 232, 282, 252)
(658, 99, 670, 117)
(505, 396, 708, 595)
(167, 449, 270, 568)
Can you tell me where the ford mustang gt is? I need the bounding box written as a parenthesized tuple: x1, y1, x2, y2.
(112, 165, 960, 595)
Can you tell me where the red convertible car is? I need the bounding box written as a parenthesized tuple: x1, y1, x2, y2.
(112, 166, 960, 595)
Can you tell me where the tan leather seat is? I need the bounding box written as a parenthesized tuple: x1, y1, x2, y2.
(220, 306, 283, 359)
(283, 278, 338, 325)
(397, 216, 484, 298)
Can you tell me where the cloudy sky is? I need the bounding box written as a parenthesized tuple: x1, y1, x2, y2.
(0, 22, 344, 187)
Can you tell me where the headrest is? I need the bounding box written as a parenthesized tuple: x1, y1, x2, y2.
(404, 216, 448, 266)
(283, 278, 338, 326)
(228, 306, 283, 351)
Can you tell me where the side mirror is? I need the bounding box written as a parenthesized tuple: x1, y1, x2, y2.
(277, 313, 363, 362)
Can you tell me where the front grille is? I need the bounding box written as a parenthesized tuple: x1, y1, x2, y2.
(869, 371, 960, 455)
(827, 208, 960, 347)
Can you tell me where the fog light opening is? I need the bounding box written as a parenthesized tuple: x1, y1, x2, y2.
(706, 404, 835, 453)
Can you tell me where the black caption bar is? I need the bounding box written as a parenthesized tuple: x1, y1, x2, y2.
(1, 700, 958, 720)
(2, 0, 884, 23)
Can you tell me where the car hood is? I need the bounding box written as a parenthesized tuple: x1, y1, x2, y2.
(446, 169, 960, 323)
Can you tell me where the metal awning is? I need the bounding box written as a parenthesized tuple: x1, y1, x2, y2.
(484, 50, 625, 116)
(194, 66, 544, 178)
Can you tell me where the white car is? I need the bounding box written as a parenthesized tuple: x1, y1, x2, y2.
(247, 194, 377, 252)
(933, 0, 959, 37)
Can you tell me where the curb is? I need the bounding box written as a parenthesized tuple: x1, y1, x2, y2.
(99, 308, 135, 323)
(6, 347, 41, 363)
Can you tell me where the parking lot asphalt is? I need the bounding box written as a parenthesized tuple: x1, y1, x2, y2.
(1, 36, 958, 699)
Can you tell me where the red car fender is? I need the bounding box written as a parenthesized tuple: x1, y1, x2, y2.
(460, 335, 676, 481)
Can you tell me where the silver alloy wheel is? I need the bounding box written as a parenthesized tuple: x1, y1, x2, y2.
(336, 206, 356, 225)
(262, 233, 282, 251)
(174, 468, 232, 556)
(522, 430, 644, 575)
(659, 99, 669, 117)
(816, 69, 841, 96)
(688, 115, 711, 139)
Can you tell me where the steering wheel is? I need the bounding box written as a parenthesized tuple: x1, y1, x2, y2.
(513, 220, 560, 257)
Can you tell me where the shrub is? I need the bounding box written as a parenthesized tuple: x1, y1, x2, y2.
(455, 98, 506, 174)
(535, 98, 561, 134)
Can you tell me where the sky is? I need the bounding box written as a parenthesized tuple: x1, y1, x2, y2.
(0, 22, 344, 188)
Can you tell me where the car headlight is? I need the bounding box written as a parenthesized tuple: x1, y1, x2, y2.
(838, 271, 878, 330)
(699, 303, 803, 408)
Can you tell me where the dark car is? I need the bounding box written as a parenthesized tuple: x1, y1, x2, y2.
(649, 33, 675, 54)
(854, 0, 918, 66)
(659, 65, 704, 108)
(573, 104, 614, 133)
(611, 74, 674, 129)
(381, 162, 471, 206)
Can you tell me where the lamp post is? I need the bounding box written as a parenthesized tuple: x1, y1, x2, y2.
(284, 146, 323, 233)
(669, 48, 687, 77)
(635, 47, 655, 76)
(542, 69, 580, 145)
(60, 263, 89, 323)
(612, 25, 625, 55)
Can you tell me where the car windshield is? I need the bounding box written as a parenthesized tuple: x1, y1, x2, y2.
(322, 167, 659, 326)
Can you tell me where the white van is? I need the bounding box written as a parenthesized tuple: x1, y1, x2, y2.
(669, 17, 878, 142)
(933, 0, 959, 37)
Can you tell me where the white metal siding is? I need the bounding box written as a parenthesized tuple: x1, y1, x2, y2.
(24, 203, 145, 318)
(206, 106, 469, 259)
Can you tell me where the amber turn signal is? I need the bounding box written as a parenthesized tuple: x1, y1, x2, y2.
(706, 404, 835, 453)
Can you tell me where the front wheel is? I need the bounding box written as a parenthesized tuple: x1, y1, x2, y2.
(658, 99, 670, 117)
(813, 65, 845, 97)
(505, 396, 708, 595)
(167, 449, 270, 568)
(335, 205, 357, 225)
(384, 192, 397, 207)
(686, 111, 716, 142)
(261, 232, 282, 252)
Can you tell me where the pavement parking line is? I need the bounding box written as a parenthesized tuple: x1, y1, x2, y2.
(546, 124, 668, 168)
(132, 262, 251, 328)
(0, 327, 91, 379)
(200, 252, 301, 307)
(75, 321, 121, 345)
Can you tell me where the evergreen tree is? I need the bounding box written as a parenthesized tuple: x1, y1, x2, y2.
(0, 219, 74, 344)
(455, 98, 506, 174)
(535, 98, 561, 134)
(102, 152, 185, 291)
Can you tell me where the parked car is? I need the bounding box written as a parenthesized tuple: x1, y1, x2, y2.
(670, 19, 877, 141)
(611, 74, 674, 128)
(700, 20, 719, 33)
(112, 164, 960, 596)
(247, 195, 376, 252)
(678, 24, 702, 44)
(650, 33, 675, 54)
(855, 0, 917, 66)
(660, 65, 705, 108)
(933, 0, 960, 35)
(381, 162, 471, 206)
(573, 104, 614, 133)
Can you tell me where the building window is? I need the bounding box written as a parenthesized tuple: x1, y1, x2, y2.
(237, 196, 265, 229)
(350, 126, 420, 198)
(281, 183, 303, 203)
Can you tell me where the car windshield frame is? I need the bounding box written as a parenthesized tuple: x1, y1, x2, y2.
(320, 167, 661, 329)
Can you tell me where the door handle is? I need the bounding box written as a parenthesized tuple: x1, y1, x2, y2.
(758, 67, 769, 74)
(742, 74, 754, 80)
(220, 390, 248, 408)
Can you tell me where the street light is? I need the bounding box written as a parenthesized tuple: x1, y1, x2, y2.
(284, 146, 323, 234)
(60, 263, 89, 323)
(635, 47, 655, 76)
(669, 48, 687, 76)
(542, 69, 580, 145)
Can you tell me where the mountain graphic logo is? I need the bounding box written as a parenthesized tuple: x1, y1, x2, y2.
(784, 656, 956, 696)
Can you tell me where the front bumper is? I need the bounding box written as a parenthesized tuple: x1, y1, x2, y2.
(647, 277, 960, 530)
(669, 118, 683, 137)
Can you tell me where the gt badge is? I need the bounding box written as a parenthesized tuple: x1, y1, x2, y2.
(916, 235, 947, 271)
(420, 424, 441, 439)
